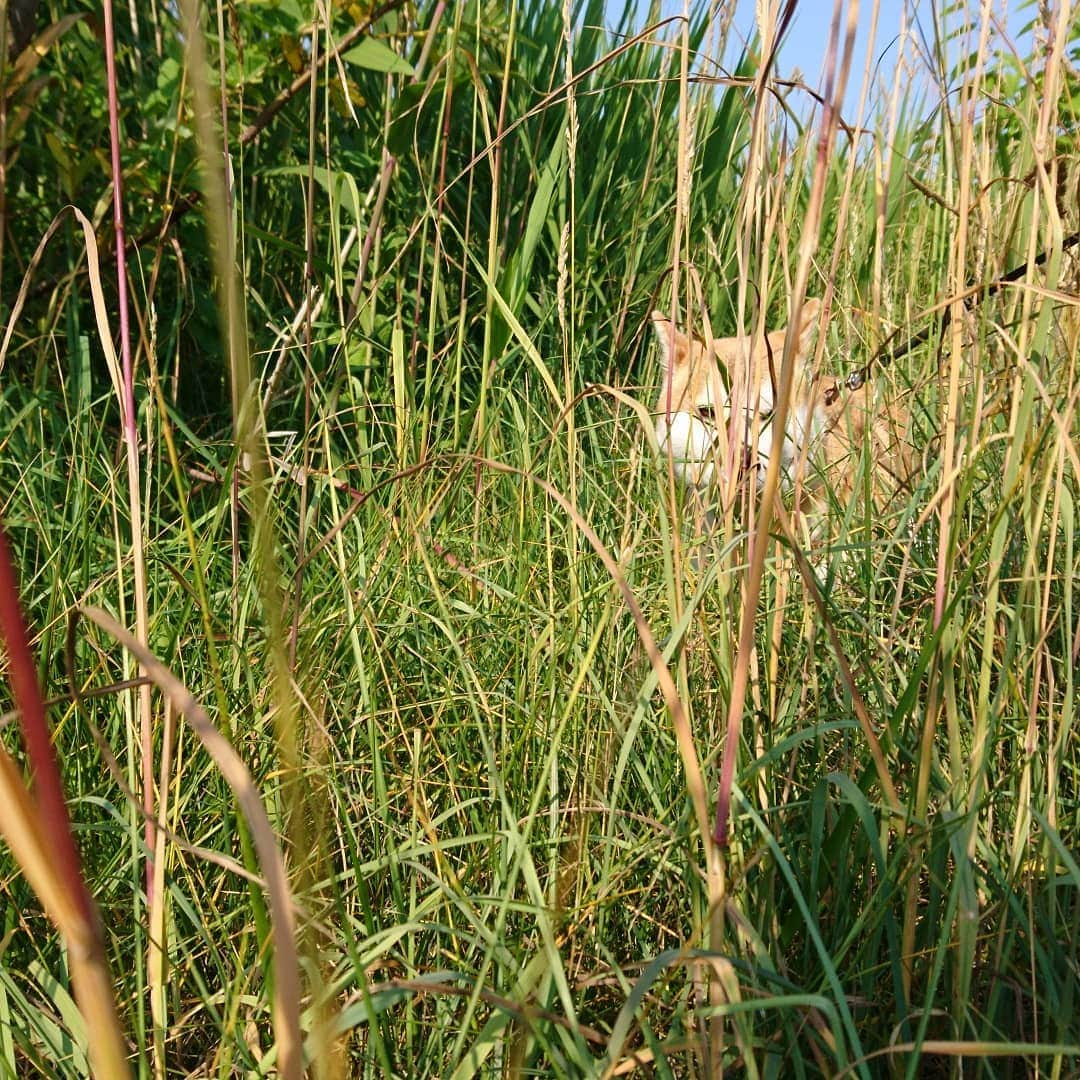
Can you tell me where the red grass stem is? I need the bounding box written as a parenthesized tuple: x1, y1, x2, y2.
(103, 0, 155, 903)
(0, 526, 93, 926)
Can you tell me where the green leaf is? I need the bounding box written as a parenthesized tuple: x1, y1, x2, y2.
(342, 37, 414, 77)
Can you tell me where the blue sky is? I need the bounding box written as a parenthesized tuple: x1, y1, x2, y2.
(601, 1, 1038, 123)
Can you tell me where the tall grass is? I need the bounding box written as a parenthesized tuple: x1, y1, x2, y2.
(0, 0, 1078, 1074)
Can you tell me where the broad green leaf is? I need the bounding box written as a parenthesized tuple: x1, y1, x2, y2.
(342, 37, 414, 77)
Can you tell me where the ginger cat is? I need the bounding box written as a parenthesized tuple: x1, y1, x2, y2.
(651, 299, 913, 515)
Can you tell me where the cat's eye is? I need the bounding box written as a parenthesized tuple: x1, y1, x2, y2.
(696, 404, 717, 421)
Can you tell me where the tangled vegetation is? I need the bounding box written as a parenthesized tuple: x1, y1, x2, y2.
(0, 0, 1078, 1075)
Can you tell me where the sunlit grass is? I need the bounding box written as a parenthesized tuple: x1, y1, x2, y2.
(0, 0, 1077, 1075)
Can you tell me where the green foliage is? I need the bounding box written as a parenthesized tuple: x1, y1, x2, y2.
(0, 0, 1079, 1075)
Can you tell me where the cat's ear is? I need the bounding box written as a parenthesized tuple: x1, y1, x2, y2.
(651, 311, 691, 371)
(794, 298, 823, 355)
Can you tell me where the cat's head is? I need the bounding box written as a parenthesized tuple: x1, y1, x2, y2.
(651, 299, 822, 491)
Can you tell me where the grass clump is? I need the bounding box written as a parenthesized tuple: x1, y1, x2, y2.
(0, 0, 1078, 1075)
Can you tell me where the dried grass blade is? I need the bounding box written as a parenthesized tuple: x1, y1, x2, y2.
(78, 604, 303, 1079)
(0, 529, 130, 1077)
